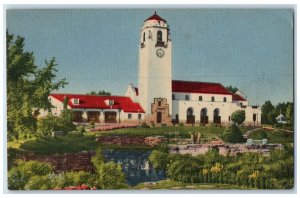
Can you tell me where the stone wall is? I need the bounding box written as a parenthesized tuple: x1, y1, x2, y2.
(95, 136, 167, 146)
(170, 143, 283, 156)
(21, 151, 95, 172)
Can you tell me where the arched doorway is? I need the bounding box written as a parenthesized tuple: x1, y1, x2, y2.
(157, 112, 162, 123)
(200, 108, 208, 124)
(213, 108, 221, 124)
(186, 107, 195, 124)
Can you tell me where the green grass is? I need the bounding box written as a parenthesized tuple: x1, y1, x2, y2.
(20, 134, 99, 155)
(132, 179, 253, 190)
(248, 129, 294, 143)
(87, 126, 224, 139)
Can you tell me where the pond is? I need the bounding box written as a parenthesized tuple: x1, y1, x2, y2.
(104, 149, 166, 186)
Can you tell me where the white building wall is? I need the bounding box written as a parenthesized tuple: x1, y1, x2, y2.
(173, 92, 233, 103)
(172, 99, 261, 126)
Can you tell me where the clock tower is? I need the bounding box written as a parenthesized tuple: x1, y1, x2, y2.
(138, 12, 172, 123)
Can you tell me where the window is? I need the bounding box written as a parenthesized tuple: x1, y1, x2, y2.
(223, 97, 227, 102)
(128, 114, 132, 119)
(157, 30, 162, 42)
(199, 96, 202, 101)
(158, 101, 161, 106)
(143, 32, 145, 42)
(138, 114, 142, 119)
(211, 96, 215, 102)
(253, 114, 257, 121)
(172, 94, 175, 100)
(108, 100, 114, 106)
(73, 98, 80, 104)
(229, 116, 231, 121)
(185, 95, 189, 100)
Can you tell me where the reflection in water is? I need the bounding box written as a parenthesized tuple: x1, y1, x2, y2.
(104, 149, 166, 186)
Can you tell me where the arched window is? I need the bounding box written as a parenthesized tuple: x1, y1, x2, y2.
(223, 97, 227, 102)
(172, 94, 175, 100)
(157, 30, 162, 42)
(143, 32, 145, 42)
(199, 96, 202, 101)
(211, 96, 215, 102)
(185, 95, 189, 100)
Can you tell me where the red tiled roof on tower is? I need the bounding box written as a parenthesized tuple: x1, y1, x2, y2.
(144, 11, 167, 22)
(50, 94, 145, 113)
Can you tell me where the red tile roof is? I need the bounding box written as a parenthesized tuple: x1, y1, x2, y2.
(50, 94, 145, 113)
(172, 80, 232, 95)
(144, 11, 167, 22)
(232, 93, 247, 101)
(172, 80, 247, 101)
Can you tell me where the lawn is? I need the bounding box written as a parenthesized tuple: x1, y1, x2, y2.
(132, 179, 253, 190)
(248, 128, 294, 143)
(86, 125, 225, 139)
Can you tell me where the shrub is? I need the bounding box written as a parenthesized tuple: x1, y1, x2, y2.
(161, 123, 167, 127)
(141, 122, 150, 128)
(37, 115, 75, 136)
(222, 124, 244, 143)
(179, 122, 184, 127)
(149, 150, 169, 170)
(231, 110, 246, 125)
(8, 160, 53, 190)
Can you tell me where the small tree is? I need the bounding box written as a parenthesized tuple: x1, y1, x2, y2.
(222, 124, 244, 143)
(231, 110, 246, 125)
(8, 160, 53, 190)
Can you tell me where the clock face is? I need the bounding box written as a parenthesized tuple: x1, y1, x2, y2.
(156, 48, 165, 58)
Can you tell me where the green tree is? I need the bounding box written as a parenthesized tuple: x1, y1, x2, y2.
(87, 90, 111, 96)
(286, 102, 294, 124)
(231, 110, 246, 125)
(8, 160, 53, 190)
(222, 124, 244, 143)
(261, 101, 276, 125)
(7, 32, 67, 140)
(91, 147, 127, 189)
(226, 85, 238, 93)
(149, 150, 169, 170)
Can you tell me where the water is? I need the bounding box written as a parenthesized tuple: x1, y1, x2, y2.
(104, 149, 166, 186)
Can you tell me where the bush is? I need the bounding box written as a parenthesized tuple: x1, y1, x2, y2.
(8, 160, 53, 190)
(141, 122, 150, 128)
(231, 110, 246, 125)
(149, 150, 169, 170)
(161, 123, 167, 127)
(222, 124, 244, 143)
(179, 122, 184, 127)
(37, 115, 75, 136)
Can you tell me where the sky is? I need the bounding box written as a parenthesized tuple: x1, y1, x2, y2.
(6, 9, 294, 106)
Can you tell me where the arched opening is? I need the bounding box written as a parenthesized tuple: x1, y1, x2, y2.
(223, 97, 227, 102)
(185, 95, 189, 100)
(213, 108, 221, 124)
(143, 32, 145, 42)
(200, 108, 208, 124)
(186, 107, 195, 124)
(157, 30, 162, 42)
(211, 96, 215, 102)
(157, 112, 162, 123)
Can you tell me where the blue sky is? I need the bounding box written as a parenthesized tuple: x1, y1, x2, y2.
(6, 9, 294, 106)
